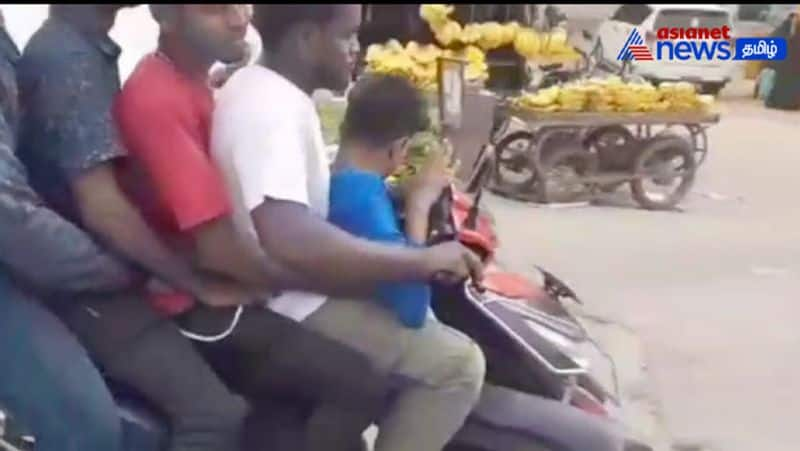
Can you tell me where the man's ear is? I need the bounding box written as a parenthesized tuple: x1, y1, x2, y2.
(292, 21, 322, 59)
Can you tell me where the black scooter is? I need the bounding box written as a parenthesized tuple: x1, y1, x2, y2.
(109, 155, 640, 450)
(2, 170, 640, 451)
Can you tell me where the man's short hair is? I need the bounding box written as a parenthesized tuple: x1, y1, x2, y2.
(341, 75, 430, 148)
(149, 4, 179, 25)
(253, 5, 338, 51)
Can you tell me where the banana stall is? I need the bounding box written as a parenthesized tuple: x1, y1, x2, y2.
(487, 79, 720, 211)
(360, 4, 583, 184)
(362, 4, 721, 210)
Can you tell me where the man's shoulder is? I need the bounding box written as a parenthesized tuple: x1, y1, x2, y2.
(217, 65, 312, 117)
(119, 54, 183, 106)
(125, 54, 173, 85)
(20, 19, 92, 68)
(115, 54, 193, 118)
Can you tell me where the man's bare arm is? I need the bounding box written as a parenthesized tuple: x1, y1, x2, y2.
(0, 192, 141, 296)
(191, 216, 322, 292)
(251, 198, 445, 289)
(71, 164, 207, 299)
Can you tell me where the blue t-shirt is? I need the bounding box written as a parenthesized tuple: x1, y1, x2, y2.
(328, 168, 431, 328)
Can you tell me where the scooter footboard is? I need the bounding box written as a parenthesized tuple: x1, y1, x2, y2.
(432, 285, 568, 400)
(446, 384, 624, 451)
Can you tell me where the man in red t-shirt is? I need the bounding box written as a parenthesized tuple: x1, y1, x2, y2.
(113, 5, 401, 451)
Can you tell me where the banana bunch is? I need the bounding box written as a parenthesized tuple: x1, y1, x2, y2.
(511, 86, 561, 112)
(613, 82, 662, 112)
(387, 131, 458, 186)
(365, 42, 415, 74)
(658, 82, 702, 112)
(365, 40, 488, 91)
(557, 85, 590, 112)
(696, 94, 716, 112)
(419, 4, 580, 62)
(420, 4, 454, 28)
(511, 78, 717, 114)
(460, 23, 483, 45)
(365, 40, 436, 90)
(444, 45, 489, 82)
(513, 28, 541, 59)
(538, 28, 582, 63)
(475, 22, 505, 50)
(434, 20, 463, 47)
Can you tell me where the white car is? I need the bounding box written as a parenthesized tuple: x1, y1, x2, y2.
(587, 4, 736, 94)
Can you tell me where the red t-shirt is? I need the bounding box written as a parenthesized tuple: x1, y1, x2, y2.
(114, 53, 231, 316)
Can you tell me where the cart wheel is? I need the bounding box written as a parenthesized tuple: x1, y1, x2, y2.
(542, 146, 599, 204)
(584, 125, 637, 170)
(585, 126, 638, 192)
(584, 125, 634, 151)
(630, 136, 696, 211)
(493, 131, 536, 193)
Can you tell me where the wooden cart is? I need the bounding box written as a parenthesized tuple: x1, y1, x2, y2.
(485, 105, 721, 210)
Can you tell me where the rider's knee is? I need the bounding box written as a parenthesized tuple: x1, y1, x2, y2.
(425, 324, 487, 403)
(454, 339, 487, 402)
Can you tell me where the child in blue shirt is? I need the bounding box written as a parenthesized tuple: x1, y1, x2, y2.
(329, 75, 449, 328)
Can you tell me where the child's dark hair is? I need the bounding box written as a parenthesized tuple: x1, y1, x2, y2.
(253, 5, 338, 52)
(341, 75, 430, 149)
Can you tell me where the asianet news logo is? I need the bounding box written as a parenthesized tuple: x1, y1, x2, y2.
(617, 26, 787, 62)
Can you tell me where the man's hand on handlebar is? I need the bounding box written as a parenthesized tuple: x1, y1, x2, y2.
(423, 241, 485, 286)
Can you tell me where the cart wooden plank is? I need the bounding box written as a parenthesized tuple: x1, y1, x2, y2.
(501, 107, 721, 127)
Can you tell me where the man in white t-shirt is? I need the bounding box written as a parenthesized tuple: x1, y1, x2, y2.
(209, 21, 262, 88)
(212, 5, 486, 451)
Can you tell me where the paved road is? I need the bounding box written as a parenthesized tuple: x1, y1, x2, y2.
(487, 91, 800, 451)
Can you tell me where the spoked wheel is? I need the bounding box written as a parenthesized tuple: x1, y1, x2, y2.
(493, 131, 536, 193)
(630, 136, 697, 210)
(584, 125, 634, 153)
(584, 125, 637, 192)
(541, 146, 599, 204)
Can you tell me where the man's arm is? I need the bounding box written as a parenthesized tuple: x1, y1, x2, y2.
(22, 51, 215, 301)
(217, 91, 482, 290)
(0, 192, 141, 296)
(3, 114, 139, 298)
(0, 146, 139, 296)
(190, 216, 317, 293)
(253, 199, 438, 288)
(71, 164, 209, 298)
(113, 82, 292, 293)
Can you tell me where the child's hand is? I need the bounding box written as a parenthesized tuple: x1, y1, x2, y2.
(404, 170, 449, 214)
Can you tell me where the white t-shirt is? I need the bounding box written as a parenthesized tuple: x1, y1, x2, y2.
(211, 65, 329, 322)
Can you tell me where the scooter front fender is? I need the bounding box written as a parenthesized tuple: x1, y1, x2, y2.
(447, 384, 625, 451)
